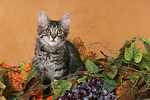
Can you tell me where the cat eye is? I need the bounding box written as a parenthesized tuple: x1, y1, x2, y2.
(46, 28, 51, 33)
(57, 29, 62, 34)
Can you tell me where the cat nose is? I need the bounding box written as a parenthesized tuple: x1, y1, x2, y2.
(51, 35, 56, 40)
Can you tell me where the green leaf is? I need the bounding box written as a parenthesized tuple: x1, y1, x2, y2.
(139, 59, 150, 72)
(114, 52, 120, 59)
(53, 88, 62, 96)
(58, 80, 72, 93)
(115, 75, 123, 85)
(107, 65, 118, 79)
(24, 67, 36, 87)
(124, 40, 131, 48)
(134, 48, 142, 63)
(143, 53, 150, 61)
(0, 81, 6, 96)
(124, 45, 133, 61)
(124, 43, 142, 63)
(103, 79, 116, 92)
(141, 38, 150, 54)
(85, 59, 98, 73)
(19, 62, 26, 71)
(51, 81, 62, 96)
(125, 72, 139, 83)
(102, 71, 111, 79)
(118, 68, 128, 77)
(0, 68, 4, 82)
(77, 76, 88, 83)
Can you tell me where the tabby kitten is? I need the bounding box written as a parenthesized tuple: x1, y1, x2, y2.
(32, 10, 84, 86)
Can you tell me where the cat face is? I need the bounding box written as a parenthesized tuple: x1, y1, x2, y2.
(37, 10, 70, 47)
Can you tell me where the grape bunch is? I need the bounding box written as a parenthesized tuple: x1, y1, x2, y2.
(57, 77, 117, 100)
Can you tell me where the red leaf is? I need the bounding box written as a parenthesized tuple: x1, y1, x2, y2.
(35, 92, 43, 99)
(116, 81, 138, 100)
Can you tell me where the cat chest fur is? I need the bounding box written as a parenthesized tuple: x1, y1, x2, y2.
(39, 47, 69, 82)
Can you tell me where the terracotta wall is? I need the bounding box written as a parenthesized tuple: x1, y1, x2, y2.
(0, 0, 150, 65)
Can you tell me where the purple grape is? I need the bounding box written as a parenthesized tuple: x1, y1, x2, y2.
(91, 86, 99, 94)
(65, 90, 70, 95)
(86, 92, 93, 99)
(84, 85, 92, 92)
(71, 94, 76, 100)
(92, 94, 97, 99)
(95, 80, 101, 87)
(76, 84, 82, 90)
(57, 77, 117, 100)
(91, 77, 97, 85)
(65, 91, 72, 98)
(86, 77, 92, 83)
(72, 89, 79, 94)
(76, 82, 85, 90)
(57, 96, 64, 100)
(104, 95, 111, 100)
(98, 95, 103, 100)
(101, 88, 108, 96)
(64, 96, 71, 100)
(79, 89, 87, 97)
(78, 94, 83, 99)
(82, 97, 89, 100)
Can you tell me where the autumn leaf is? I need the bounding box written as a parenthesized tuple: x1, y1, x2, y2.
(78, 46, 87, 57)
(34, 92, 43, 99)
(85, 50, 98, 61)
(15, 67, 45, 100)
(116, 81, 138, 100)
(24, 62, 32, 73)
(0, 61, 11, 68)
(47, 95, 59, 100)
(73, 36, 84, 48)
(73, 36, 87, 59)
(15, 77, 45, 100)
(7, 71, 25, 91)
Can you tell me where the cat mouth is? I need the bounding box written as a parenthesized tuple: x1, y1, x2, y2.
(51, 40, 56, 42)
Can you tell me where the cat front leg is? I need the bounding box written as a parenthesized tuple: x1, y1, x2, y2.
(32, 56, 45, 78)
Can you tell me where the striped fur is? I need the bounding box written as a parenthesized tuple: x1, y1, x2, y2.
(32, 10, 83, 86)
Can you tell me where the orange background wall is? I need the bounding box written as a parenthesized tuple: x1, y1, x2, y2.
(0, 0, 150, 65)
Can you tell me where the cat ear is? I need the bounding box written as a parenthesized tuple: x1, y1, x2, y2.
(38, 10, 50, 27)
(60, 13, 70, 29)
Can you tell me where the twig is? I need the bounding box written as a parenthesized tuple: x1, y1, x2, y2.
(0, 65, 21, 73)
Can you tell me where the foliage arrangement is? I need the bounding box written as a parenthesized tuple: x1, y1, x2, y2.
(0, 36, 150, 100)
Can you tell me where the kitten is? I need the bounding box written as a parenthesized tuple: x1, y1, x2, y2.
(32, 10, 84, 87)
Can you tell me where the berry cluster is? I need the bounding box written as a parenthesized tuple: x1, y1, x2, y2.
(57, 77, 117, 100)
